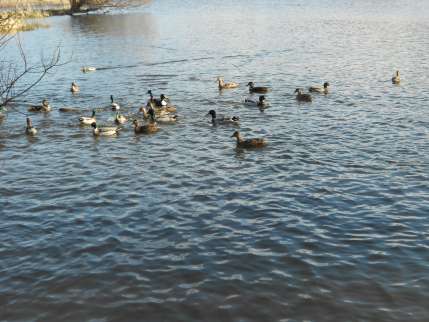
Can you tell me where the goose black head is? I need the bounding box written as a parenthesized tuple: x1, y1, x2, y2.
(294, 88, 301, 94)
(110, 95, 114, 103)
(91, 110, 96, 117)
(231, 131, 240, 138)
(26, 117, 32, 127)
(259, 95, 265, 102)
(91, 122, 97, 128)
(247, 82, 254, 87)
(207, 110, 216, 118)
(323, 82, 330, 88)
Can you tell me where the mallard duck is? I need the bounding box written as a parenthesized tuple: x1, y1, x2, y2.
(28, 99, 51, 112)
(231, 131, 266, 148)
(309, 82, 330, 94)
(91, 122, 119, 136)
(81, 66, 96, 73)
(217, 77, 239, 90)
(71, 82, 80, 93)
(392, 71, 400, 84)
(247, 82, 270, 93)
(79, 110, 96, 125)
(25, 117, 37, 135)
(294, 89, 312, 102)
(110, 95, 120, 110)
(207, 110, 239, 126)
(244, 95, 269, 109)
(133, 119, 159, 134)
(114, 111, 127, 124)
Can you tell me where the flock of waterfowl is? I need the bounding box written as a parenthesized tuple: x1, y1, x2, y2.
(0, 70, 401, 149)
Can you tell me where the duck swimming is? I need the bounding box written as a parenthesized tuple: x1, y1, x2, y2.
(392, 70, 400, 84)
(133, 119, 159, 134)
(244, 95, 269, 110)
(217, 77, 239, 90)
(71, 82, 80, 93)
(309, 82, 330, 94)
(110, 95, 120, 110)
(79, 110, 96, 125)
(28, 99, 51, 112)
(294, 89, 312, 102)
(25, 117, 37, 135)
(207, 110, 239, 126)
(91, 122, 119, 136)
(114, 111, 127, 125)
(247, 82, 270, 93)
(231, 131, 266, 148)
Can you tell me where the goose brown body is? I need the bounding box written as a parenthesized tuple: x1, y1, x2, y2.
(28, 99, 51, 112)
(309, 82, 330, 94)
(25, 117, 37, 135)
(217, 77, 239, 90)
(231, 131, 266, 148)
(247, 82, 270, 93)
(133, 119, 159, 134)
(295, 89, 312, 102)
(392, 71, 400, 84)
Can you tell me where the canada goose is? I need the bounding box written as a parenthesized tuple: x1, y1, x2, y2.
(114, 111, 127, 125)
(392, 71, 400, 84)
(207, 110, 239, 126)
(294, 89, 312, 102)
(217, 77, 239, 90)
(71, 82, 80, 93)
(247, 82, 270, 93)
(309, 82, 330, 94)
(91, 122, 119, 136)
(231, 131, 266, 148)
(79, 110, 96, 125)
(132, 119, 159, 134)
(28, 99, 51, 112)
(110, 95, 120, 110)
(25, 117, 37, 135)
(156, 113, 178, 124)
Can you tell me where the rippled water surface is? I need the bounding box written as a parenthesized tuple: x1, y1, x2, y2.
(1, 1, 429, 321)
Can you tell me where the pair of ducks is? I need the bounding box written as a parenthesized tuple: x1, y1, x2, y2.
(217, 77, 271, 93)
(295, 82, 330, 102)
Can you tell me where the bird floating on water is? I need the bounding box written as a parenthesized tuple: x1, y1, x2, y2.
(247, 82, 270, 93)
(294, 89, 312, 102)
(392, 70, 400, 84)
(25, 117, 37, 136)
(71, 82, 80, 93)
(231, 131, 267, 148)
(217, 77, 239, 90)
(244, 95, 269, 110)
(28, 99, 51, 112)
(81, 66, 96, 73)
(207, 110, 239, 126)
(309, 82, 330, 94)
(110, 95, 120, 110)
(91, 122, 119, 136)
(79, 110, 96, 125)
(132, 119, 159, 134)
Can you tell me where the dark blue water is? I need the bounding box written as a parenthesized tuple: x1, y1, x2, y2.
(1, 1, 429, 321)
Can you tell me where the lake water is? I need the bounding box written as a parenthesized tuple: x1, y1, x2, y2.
(1, 1, 429, 321)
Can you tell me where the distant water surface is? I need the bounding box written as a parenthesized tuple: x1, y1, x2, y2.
(1, 1, 429, 321)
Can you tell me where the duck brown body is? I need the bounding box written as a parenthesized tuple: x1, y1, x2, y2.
(231, 131, 266, 148)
